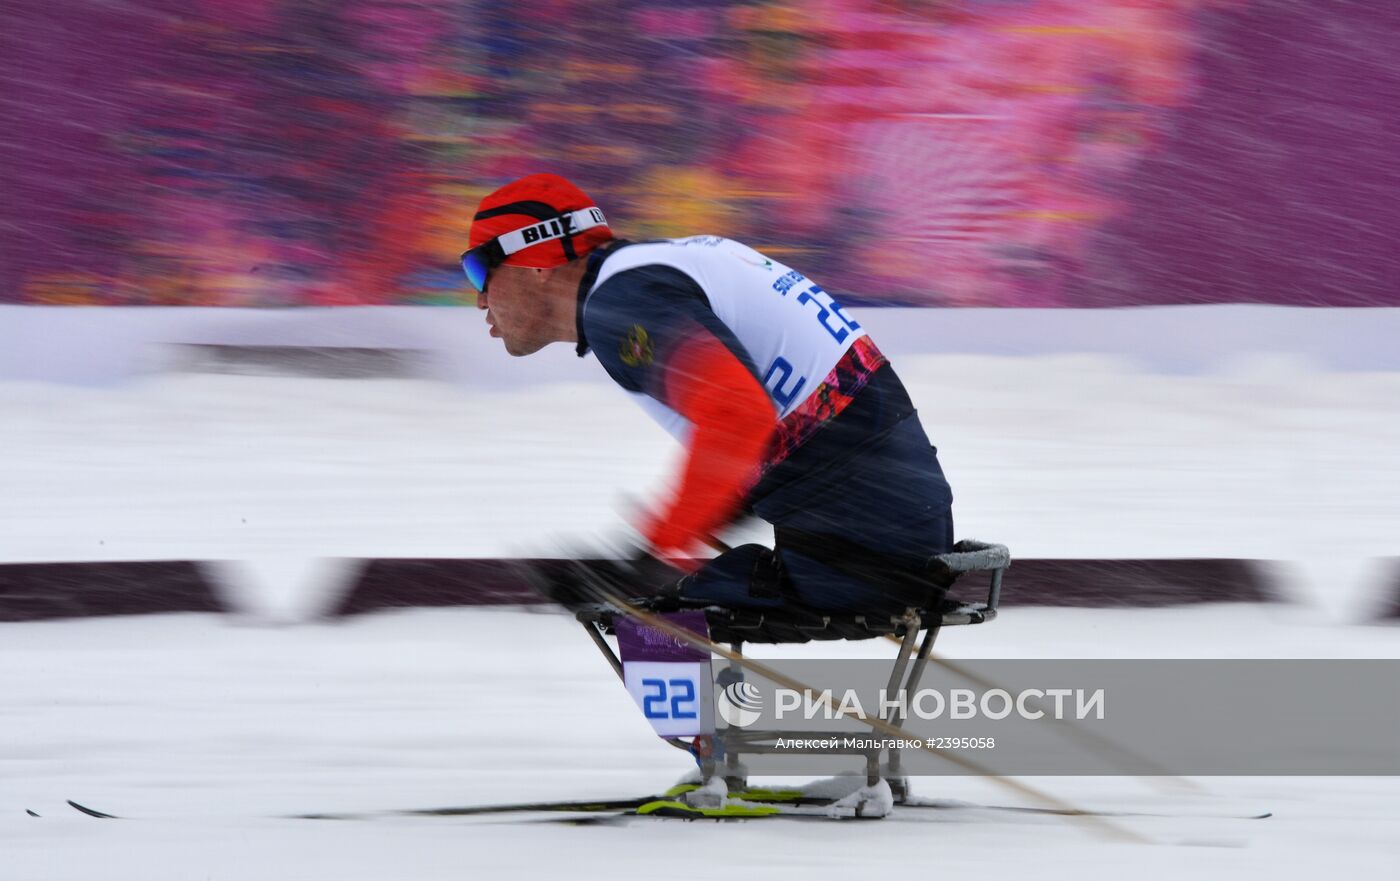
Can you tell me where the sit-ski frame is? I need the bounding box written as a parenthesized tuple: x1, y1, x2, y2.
(577, 540, 1010, 798)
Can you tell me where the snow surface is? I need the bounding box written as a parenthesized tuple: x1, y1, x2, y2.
(4, 351, 1399, 611)
(5, 607, 1400, 880)
(3, 356, 1400, 878)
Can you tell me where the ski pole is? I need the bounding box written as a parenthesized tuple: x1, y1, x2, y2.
(881, 634, 1199, 794)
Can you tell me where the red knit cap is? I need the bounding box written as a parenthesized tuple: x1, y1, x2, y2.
(468, 173, 614, 268)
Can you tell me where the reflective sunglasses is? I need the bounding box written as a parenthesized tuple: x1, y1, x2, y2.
(460, 238, 506, 294)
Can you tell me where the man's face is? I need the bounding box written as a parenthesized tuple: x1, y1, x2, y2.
(477, 264, 553, 357)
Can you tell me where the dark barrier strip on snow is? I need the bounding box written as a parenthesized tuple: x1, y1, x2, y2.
(329, 557, 1281, 617)
(0, 561, 225, 622)
(330, 558, 554, 617)
(0, 557, 1280, 622)
(997, 558, 1277, 608)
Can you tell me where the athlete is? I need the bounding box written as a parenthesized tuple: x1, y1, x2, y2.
(462, 173, 954, 613)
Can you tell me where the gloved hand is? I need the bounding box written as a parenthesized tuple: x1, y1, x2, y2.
(520, 537, 685, 611)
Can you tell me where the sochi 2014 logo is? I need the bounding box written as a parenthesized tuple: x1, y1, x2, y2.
(716, 680, 763, 728)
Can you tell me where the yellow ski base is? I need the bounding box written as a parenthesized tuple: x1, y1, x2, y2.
(635, 799, 782, 819)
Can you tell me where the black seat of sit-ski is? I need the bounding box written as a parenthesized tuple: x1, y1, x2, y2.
(585, 540, 1008, 646)
(699, 597, 989, 645)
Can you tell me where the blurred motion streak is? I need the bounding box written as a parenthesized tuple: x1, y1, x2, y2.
(3, 0, 1397, 307)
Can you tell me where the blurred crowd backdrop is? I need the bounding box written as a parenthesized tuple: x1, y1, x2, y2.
(3, 0, 1396, 308)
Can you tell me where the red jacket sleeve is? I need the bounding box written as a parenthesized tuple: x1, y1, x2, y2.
(644, 334, 776, 557)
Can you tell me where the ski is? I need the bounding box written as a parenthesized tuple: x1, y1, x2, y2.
(62, 792, 852, 823)
(68, 800, 119, 818)
(298, 792, 1273, 823)
(63, 792, 1271, 823)
(547, 803, 869, 823)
